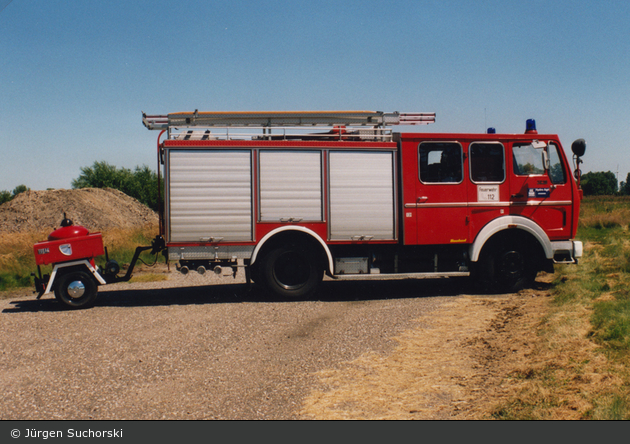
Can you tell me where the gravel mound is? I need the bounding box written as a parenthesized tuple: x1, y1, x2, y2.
(0, 188, 158, 233)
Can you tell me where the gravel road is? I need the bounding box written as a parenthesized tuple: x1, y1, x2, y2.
(0, 270, 464, 420)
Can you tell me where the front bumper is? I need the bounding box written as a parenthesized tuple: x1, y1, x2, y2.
(551, 240, 583, 264)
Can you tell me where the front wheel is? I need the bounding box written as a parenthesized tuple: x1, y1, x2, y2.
(261, 245, 323, 298)
(54, 270, 98, 309)
(476, 242, 537, 294)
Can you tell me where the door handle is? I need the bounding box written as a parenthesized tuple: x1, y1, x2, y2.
(200, 237, 223, 243)
(417, 196, 428, 203)
(351, 235, 374, 241)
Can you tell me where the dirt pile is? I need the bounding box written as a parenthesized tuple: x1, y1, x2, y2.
(0, 188, 158, 233)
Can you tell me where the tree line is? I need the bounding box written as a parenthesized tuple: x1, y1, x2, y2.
(582, 171, 630, 196)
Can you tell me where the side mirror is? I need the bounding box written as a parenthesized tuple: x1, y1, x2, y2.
(571, 139, 586, 192)
(571, 139, 586, 157)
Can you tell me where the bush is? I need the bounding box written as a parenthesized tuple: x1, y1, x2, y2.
(0, 190, 11, 205)
(0, 185, 31, 205)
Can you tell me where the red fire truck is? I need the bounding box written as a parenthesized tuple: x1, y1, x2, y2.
(33, 110, 586, 308)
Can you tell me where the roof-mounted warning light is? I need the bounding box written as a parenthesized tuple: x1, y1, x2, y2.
(487, 128, 496, 134)
(525, 119, 538, 134)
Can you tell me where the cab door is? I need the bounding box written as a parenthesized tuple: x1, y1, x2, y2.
(509, 141, 573, 239)
(467, 141, 509, 240)
(415, 141, 469, 245)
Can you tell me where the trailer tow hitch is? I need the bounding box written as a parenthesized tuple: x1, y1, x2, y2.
(106, 235, 166, 284)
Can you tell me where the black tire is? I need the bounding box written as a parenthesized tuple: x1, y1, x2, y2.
(248, 261, 261, 284)
(477, 241, 537, 294)
(261, 245, 323, 298)
(54, 270, 98, 309)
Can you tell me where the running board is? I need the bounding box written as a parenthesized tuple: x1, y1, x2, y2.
(332, 271, 470, 281)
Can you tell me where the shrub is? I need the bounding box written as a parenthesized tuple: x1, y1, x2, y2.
(0, 185, 31, 206)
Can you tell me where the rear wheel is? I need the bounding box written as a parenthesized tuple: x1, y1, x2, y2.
(54, 270, 98, 309)
(261, 245, 323, 298)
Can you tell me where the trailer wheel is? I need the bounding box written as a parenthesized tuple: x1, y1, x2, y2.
(261, 245, 323, 298)
(478, 241, 536, 294)
(54, 270, 98, 309)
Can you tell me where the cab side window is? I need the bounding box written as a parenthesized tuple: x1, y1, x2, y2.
(419, 142, 463, 183)
(470, 142, 505, 183)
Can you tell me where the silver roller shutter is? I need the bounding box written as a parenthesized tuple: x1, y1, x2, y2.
(259, 151, 322, 222)
(168, 150, 252, 242)
(329, 151, 396, 240)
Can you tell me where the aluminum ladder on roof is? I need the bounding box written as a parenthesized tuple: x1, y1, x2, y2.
(142, 110, 436, 131)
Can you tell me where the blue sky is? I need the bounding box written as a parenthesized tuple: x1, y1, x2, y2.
(1, 0, 629, 191)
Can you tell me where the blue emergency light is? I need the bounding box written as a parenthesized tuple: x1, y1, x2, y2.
(526, 119, 537, 133)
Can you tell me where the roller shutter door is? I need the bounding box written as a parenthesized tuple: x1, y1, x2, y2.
(259, 151, 322, 222)
(329, 151, 395, 240)
(168, 150, 252, 242)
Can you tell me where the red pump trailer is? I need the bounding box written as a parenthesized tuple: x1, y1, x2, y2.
(33, 110, 586, 308)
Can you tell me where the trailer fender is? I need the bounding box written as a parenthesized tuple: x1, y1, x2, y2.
(44, 259, 107, 295)
(469, 215, 553, 263)
(250, 226, 334, 274)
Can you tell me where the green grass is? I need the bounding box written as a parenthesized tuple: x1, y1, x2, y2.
(589, 393, 630, 420)
(0, 272, 33, 291)
(591, 299, 630, 349)
(493, 195, 630, 420)
(0, 231, 46, 291)
(573, 199, 630, 353)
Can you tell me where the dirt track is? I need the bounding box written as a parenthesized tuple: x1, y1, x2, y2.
(0, 267, 550, 420)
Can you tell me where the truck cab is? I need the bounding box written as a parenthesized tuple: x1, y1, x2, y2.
(399, 122, 582, 291)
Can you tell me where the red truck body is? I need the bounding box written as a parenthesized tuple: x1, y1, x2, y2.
(32, 110, 586, 309)
(145, 111, 584, 298)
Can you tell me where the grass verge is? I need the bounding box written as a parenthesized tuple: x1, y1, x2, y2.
(492, 196, 630, 420)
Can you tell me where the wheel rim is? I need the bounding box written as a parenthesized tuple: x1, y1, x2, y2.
(67, 280, 86, 299)
(272, 251, 311, 290)
(498, 249, 524, 280)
